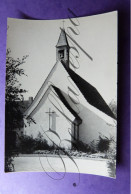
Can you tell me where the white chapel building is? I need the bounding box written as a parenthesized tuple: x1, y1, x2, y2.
(23, 28, 116, 149)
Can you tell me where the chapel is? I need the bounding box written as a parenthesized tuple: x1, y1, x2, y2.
(23, 27, 116, 149)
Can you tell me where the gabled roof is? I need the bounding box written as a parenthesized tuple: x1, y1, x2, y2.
(61, 60, 116, 120)
(52, 85, 82, 125)
(56, 29, 69, 47)
(24, 59, 116, 121)
(25, 85, 82, 126)
(24, 61, 58, 117)
(24, 59, 116, 122)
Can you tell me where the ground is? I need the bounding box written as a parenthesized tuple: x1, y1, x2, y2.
(12, 155, 115, 178)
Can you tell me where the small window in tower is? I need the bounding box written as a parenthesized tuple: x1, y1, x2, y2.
(59, 50, 64, 59)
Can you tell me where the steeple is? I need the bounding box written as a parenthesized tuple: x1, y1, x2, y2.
(56, 29, 69, 47)
(56, 29, 70, 68)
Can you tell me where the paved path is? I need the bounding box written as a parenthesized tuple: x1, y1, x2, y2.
(13, 156, 110, 177)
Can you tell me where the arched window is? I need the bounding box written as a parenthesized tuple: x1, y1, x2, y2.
(59, 50, 64, 59)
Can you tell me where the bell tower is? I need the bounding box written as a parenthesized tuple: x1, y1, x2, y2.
(56, 29, 70, 68)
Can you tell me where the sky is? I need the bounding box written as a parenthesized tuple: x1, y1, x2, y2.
(6, 11, 117, 104)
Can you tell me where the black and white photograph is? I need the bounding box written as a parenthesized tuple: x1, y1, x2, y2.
(5, 11, 117, 178)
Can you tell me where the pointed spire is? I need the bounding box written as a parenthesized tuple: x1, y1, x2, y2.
(56, 29, 69, 47)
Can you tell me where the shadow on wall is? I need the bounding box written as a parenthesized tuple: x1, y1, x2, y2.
(72, 102, 116, 145)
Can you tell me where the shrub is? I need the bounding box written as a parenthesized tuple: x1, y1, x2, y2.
(90, 134, 116, 159)
(18, 133, 55, 154)
(72, 139, 95, 153)
(97, 136, 110, 152)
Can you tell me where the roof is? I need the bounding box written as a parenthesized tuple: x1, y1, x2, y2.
(52, 85, 82, 125)
(26, 85, 82, 126)
(61, 60, 116, 120)
(56, 29, 69, 47)
(24, 61, 58, 117)
(24, 59, 116, 121)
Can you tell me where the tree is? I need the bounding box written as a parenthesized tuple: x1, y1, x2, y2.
(5, 49, 28, 171)
(6, 49, 28, 102)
